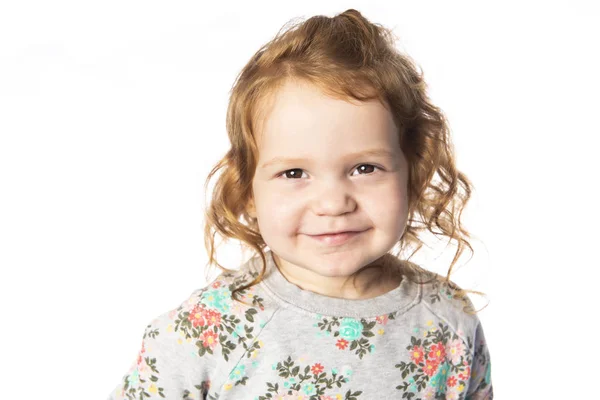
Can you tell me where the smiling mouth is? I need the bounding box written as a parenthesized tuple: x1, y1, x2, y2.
(308, 230, 366, 246)
(314, 230, 360, 236)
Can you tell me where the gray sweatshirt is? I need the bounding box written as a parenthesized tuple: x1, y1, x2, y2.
(108, 249, 492, 399)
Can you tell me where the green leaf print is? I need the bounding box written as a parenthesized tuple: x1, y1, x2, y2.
(259, 357, 362, 399)
(314, 312, 398, 359)
(171, 272, 266, 362)
(394, 321, 473, 398)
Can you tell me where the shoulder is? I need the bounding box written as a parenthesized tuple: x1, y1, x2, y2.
(137, 263, 268, 362)
(108, 289, 218, 399)
(397, 264, 493, 398)
(200, 257, 271, 311)
(109, 260, 275, 399)
(400, 261, 483, 337)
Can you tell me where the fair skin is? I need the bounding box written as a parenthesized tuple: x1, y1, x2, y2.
(248, 79, 409, 300)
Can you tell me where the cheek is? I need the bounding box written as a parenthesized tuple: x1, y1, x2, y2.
(365, 184, 409, 226)
(254, 188, 301, 231)
(264, 202, 298, 222)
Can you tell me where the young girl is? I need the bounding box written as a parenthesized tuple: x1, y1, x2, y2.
(108, 9, 492, 400)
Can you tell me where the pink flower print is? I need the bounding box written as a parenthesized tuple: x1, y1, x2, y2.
(336, 338, 349, 350)
(274, 391, 306, 400)
(320, 397, 335, 400)
(204, 309, 222, 326)
(458, 365, 471, 381)
(447, 375, 458, 387)
(183, 296, 200, 313)
(200, 330, 219, 349)
(428, 342, 446, 363)
(410, 345, 425, 364)
(136, 340, 146, 366)
(445, 339, 464, 364)
(422, 386, 436, 400)
(211, 281, 222, 289)
(423, 358, 440, 377)
(311, 363, 324, 375)
(376, 314, 388, 325)
(188, 305, 207, 327)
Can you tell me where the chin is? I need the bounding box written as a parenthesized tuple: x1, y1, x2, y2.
(308, 254, 370, 274)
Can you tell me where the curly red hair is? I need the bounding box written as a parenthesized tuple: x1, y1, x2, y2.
(202, 9, 486, 313)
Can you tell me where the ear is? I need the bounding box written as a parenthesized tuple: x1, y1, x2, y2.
(246, 198, 256, 218)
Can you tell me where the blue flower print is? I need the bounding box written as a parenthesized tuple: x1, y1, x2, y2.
(338, 318, 364, 341)
(127, 369, 140, 388)
(201, 287, 232, 314)
(302, 382, 316, 395)
(229, 364, 246, 381)
(430, 361, 450, 394)
(284, 377, 297, 388)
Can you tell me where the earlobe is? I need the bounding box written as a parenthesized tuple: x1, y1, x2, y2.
(246, 199, 256, 218)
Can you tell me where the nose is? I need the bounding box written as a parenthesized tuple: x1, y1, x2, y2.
(311, 178, 357, 216)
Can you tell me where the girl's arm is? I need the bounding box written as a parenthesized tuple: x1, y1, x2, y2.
(465, 321, 493, 399)
(107, 289, 214, 399)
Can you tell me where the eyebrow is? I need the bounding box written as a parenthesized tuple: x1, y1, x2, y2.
(260, 148, 396, 169)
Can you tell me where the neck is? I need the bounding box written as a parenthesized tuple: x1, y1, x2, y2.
(272, 254, 402, 300)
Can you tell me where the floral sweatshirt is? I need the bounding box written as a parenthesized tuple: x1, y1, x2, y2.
(107, 249, 493, 400)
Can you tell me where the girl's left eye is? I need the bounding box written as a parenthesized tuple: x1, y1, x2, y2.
(277, 164, 380, 180)
(353, 164, 378, 175)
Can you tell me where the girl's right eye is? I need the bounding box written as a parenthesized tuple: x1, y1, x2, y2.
(277, 168, 306, 180)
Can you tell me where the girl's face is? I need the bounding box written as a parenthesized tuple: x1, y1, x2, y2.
(249, 80, 409, 298)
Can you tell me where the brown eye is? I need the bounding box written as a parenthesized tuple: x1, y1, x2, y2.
(281, 168, 304, 179)
(355, 164, 377, 174)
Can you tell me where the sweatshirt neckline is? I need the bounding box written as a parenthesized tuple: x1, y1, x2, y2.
(248, 249, 421, 318)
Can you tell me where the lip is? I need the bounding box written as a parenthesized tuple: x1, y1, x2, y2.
(308, 230, 365, 246)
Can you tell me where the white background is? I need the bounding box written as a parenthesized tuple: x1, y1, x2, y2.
(1, 1, 598, 398)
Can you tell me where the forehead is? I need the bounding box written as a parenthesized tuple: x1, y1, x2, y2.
(255, 81, 399, 160)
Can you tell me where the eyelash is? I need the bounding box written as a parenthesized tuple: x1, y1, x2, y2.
(276, 164, 382, 180)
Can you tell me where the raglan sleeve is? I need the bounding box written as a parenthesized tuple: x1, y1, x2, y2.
(465, 319, 493, 400)
(107, 288, 215, 400)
